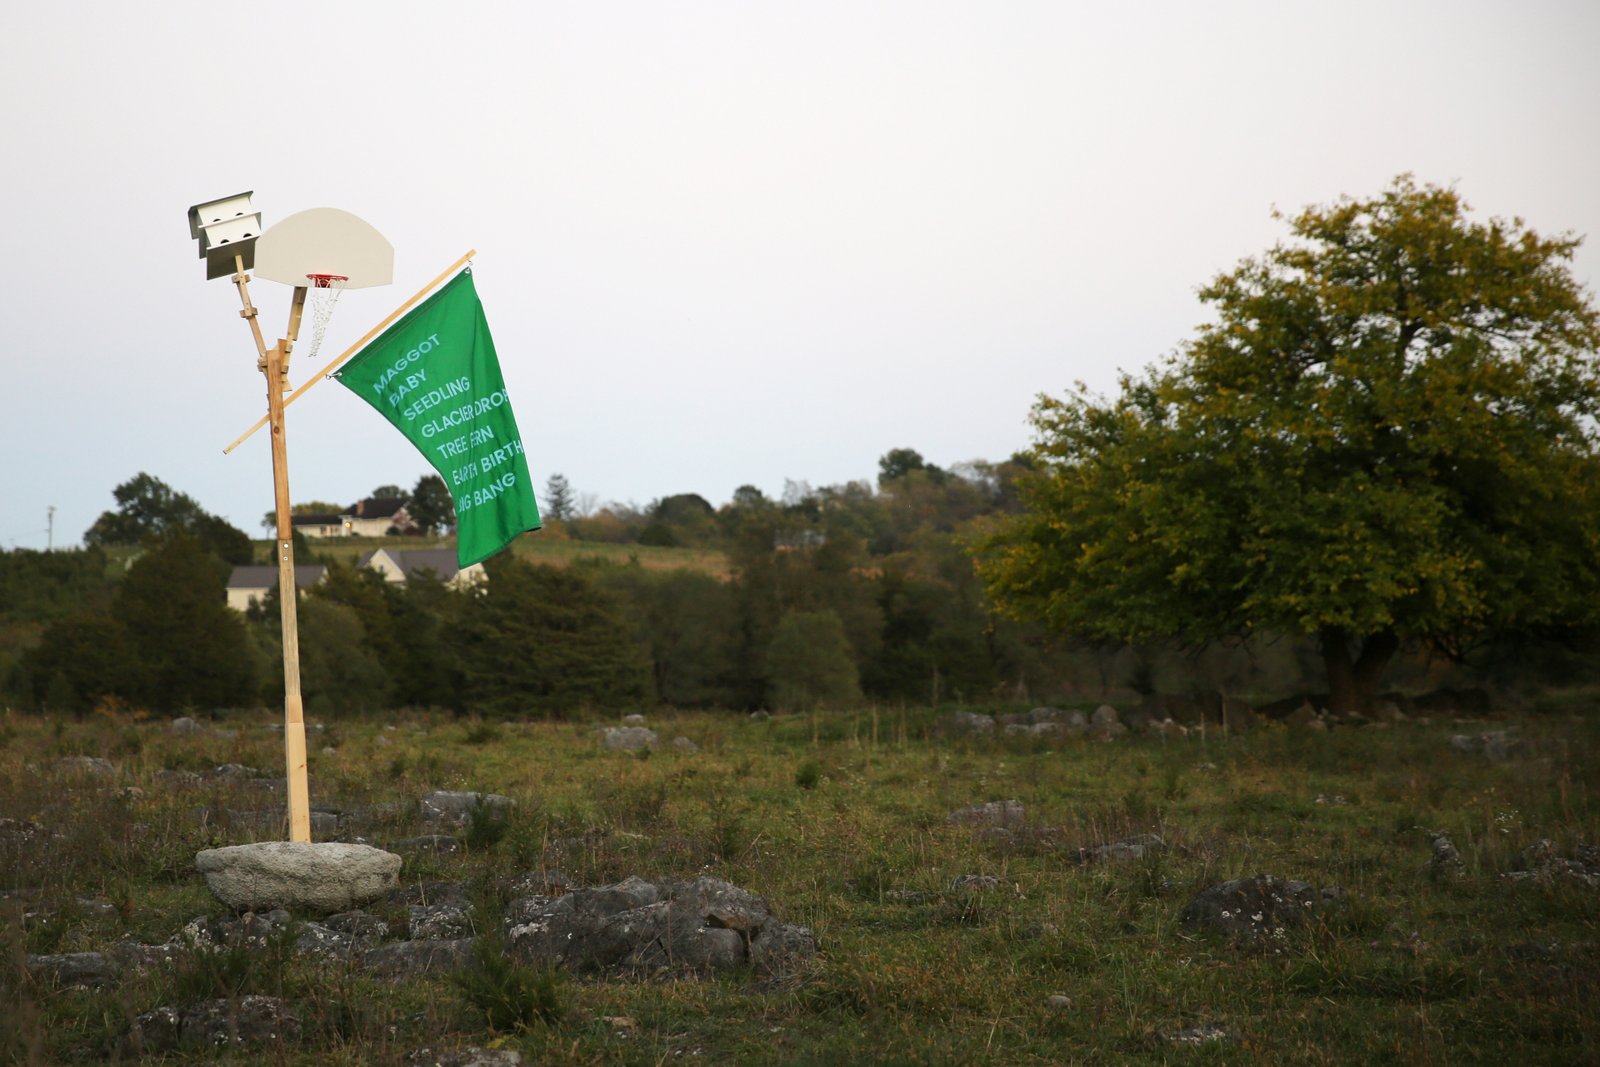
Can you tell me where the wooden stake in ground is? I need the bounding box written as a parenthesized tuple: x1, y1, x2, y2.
(231, 254, 313, 843)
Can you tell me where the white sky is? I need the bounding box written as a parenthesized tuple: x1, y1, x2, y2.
(2, 1, 1597, 548)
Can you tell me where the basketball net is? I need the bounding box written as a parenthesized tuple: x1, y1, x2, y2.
(303, 274, 349, 361)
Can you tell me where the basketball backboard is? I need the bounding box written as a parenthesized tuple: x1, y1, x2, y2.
(253, 207, 394, 289)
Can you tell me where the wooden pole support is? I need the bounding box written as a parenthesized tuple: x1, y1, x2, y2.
(222, 250, 478, 455)
(265, 337, 312, 844)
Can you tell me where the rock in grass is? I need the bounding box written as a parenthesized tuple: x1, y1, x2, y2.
(1502, 839, 1600, 889)
(419, 790, 514, 824)
(1159, 1022, 1234, 1044)
(1080, 833, 1165, 863)
(50, 756, 115, 777)
(1179, 875, 1320, 937)
(601, 727, 659, 752)
(1430, 834, 1464, 881)
(503, 875, 815, 978)
(942, 711, 996, 737)
(126, 997, 301, 1055)
(25, 951, 120, 989)
(361, 938, 476, 981)
(408, 1048, 525, 1066)
(947, 799, 1026, 829)
(195, 842, 400, 914)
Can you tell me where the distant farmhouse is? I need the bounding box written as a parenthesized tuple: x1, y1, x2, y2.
(291, 496, 415, 539)
(356, 548, 486, 591)
(224, 565, 329, 614)
(225, 547, 484, 613)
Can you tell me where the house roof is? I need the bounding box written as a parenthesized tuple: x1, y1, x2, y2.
(227, 565, 327, 590)
(358, 547, 467, 580)
(349, 497, 409, 519)
(290, 513, 343, 527)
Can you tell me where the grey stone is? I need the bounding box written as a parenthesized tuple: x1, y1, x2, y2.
(410, 902, 474, 940)
(1179, 875, 1320, 936)
(26, 951, 120, 988)
(943, 711, 996, 736)
(409, 1047, 526, 1066)
(1091, 704, 1120, 726)
(1088, 720, 1128, 741)
(749, 920, 818, 974)
(1082, 833, 1165, 863)
(121, 997, 303, 1053)
(108, 939, 183, 972)
(1160, 1022, 1234, 1044)
(622, 713, 649, 726)
(748, 710, 771, 721)
(1430, 834, 1464, 880)
(602, 726, 659, 752)
(178, 995, 301, 1049)
(195, 842, 401, 914)
(322, 910, 389, 940)
(1047, 994, 1073, 1011)
(294, 921, 367, 962)
(122, 1006, 183, 1056)
(1503, 839, 1600, 889)
(169, 716, 207, 735)
(51, 756, 115, 777)
(672, 736, 699, 752)
(181, 909, 290, 950)
(362, 938, 475, 981)
(419, 791, 514, 825)
(503, 875, 814, 978)
(946, 800, 1025, 828)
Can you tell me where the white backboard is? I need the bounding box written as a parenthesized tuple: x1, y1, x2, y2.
(253, 207, 394, 289)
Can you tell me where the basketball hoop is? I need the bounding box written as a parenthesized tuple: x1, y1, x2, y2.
(302, 273, 349, 360)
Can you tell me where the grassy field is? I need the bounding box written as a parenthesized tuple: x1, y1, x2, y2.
(2, 698, 1597, 1065)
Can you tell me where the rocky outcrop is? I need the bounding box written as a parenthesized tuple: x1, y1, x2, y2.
(503, 875, 816, 978)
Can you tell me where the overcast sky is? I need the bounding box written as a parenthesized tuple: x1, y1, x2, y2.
(3, 1, 1597, 549)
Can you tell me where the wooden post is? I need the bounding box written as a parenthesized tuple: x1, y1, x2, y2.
(231, 253, 312, 843)
(266, 334, 312, 843)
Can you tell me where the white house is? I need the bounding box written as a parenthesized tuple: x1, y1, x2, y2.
(225, 565, 328, 613)
(292, 496, 415, 539)
(356, 548, 486, 590)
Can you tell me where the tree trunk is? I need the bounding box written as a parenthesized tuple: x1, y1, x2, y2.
(1320, 628, 1399, 715)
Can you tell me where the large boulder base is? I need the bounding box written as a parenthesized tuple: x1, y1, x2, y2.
(195, 842, 401, 914)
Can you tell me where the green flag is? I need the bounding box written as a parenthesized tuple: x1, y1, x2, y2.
(334, 269, 540, 567)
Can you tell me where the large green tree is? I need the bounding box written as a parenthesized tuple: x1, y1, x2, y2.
(87, 472, 252, 564)
(408, 474, 455, 536)
(979, 177, 1600, 712)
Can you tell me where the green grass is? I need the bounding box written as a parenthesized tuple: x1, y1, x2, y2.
(0, 702, 1596, 1064)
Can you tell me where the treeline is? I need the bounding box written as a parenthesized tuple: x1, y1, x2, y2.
(1, 451, 1108, 717)
(6, 448, 1594, 719)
